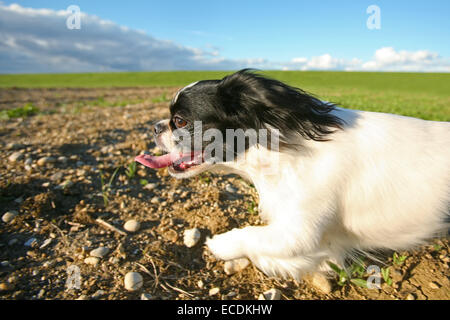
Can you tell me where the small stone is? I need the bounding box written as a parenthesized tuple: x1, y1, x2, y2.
(311, 273, 332, 294)
(39, 238, 52, 249)
(150, 197, 160, 204)
(58, 156, 68, 164)
(37, 289, 45, 299)
(144, 183, 157, 191)
(50, 172, 63, 181)
(124, 220, 140, 233)
(225, 184, 238, 194)
(165, 229, 178, 243)
(24, 237, 38, 247)
(183, 228, 201, 248)
(124, 272, 143, 291)
(84, 257, 100, 266)
(260, 288, 281, 300)
(109, 257, 120, 264)
(406, 293, 415, 300)
(141, 293, 154, 300)
(90, 246, 110, 258)
(1, 261, 10, 267)
(0, 282, 14, 291)
(209, 287, 220, 296)
(37, 157, 56, 166)
(91, 290, 105, 300)
(6, 143, 24, 150)
(224, 258, 250, 275)
(24, 158, 33, 166)
(429, 281, 440, 290)
(197, 280, 204, 289)
(2, 210, 18, 223)
(8, 152, 24, 162)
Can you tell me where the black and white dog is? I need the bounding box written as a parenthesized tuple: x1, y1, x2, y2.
(136, 69, 450, 278)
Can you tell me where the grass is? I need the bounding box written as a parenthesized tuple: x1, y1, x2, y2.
(0, 71, 449, 121)
(0, 103, 40, 119)
(99, 167, 120, 207)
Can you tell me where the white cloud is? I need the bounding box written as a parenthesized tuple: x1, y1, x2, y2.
(361, 47, 450, 72)
(0, 4, 448, 73)
(0, 3, 255, 73)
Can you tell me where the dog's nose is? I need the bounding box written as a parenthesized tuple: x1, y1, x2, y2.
(153, 122, 164, 135)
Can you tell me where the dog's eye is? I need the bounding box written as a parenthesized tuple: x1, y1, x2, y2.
(173, 116, 188, 128)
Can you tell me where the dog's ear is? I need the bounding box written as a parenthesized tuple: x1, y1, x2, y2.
(217, 69, 344, 144)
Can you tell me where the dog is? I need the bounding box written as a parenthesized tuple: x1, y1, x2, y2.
(136, 69, 450, 279)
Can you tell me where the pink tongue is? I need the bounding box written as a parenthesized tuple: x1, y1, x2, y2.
(135, 152, 185, 169)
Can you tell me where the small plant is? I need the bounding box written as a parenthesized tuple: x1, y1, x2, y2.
(432, 243, 442, 251)
(381, 267, 393, 286)
(247, 201, 258, 214)
(327, 259, 368, 288)
(100, 167, 120, 206)
(139, 179, 149, 186)
(199, 173, 211, 184)
(152, 92, 170, 103)
(0, 103, 40, 120)
(393, 252, 407, 266)
(125, 162, 137, 180)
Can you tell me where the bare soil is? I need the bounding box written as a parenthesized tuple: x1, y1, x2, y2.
(0, 87, 448, 300)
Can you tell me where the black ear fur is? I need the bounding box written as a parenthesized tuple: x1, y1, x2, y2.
(217, 69, 343, 147)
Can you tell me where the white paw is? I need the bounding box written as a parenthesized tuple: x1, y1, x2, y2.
(206, 230, 243, 261)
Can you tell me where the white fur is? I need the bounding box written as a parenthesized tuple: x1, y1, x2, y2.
(172, 81, 199, 105)
(205, 107, 450, 278)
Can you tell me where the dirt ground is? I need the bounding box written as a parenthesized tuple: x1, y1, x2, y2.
(0, 87, 449, 300)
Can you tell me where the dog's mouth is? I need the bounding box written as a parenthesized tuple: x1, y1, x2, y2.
(135, 151, 204, 172)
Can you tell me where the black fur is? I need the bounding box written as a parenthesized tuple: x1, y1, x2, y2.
(169, 69, 343, 156)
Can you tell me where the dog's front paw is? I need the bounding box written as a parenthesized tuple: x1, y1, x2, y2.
(206, 230, 243, 261)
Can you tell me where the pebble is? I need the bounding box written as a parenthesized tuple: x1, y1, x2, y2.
(37, 289, 45, 299)
(225, 184, 238, 194)
(209, 287, 220, 296)
(311, 273, 332, 294)
(58, 156, 68, 164)
(428, 281, 440, 290)
(144, 183, 157, 191)
(90, 247, 110, 258)
(24, 158, 33, 166)
(91, 290, 105, 300)
(8, 152, 24, 162)
(183, 228, 201, 248)
(6, 143, 24, 150)
(141, 293, 154, 300)
(150, 197, 160, 204)
(0, 282, 14, 291)
(37, 156, 56, 166)
(84, 257, 100, 266)
(24, 238, 38, 247)
(2, 210, 18, 223)
(406, 293, 415, 300)
(124, 220, 141, 233)
(124, 272, 143, 291)
(224, 258, 250, 275)
(259, 288, 281, 300)
(197, 280, 204, 289)
(39, 238, 52, 249)
(1, 261, 10, 267)
(50, 172, 63, 181)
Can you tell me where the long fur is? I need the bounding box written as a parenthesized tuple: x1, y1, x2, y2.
(155, 70, 450, 279)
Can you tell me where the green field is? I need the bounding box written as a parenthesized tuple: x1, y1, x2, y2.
(1, 71, 449, 121)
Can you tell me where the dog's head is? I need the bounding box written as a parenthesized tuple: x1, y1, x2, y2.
(135, 69, 343, 178)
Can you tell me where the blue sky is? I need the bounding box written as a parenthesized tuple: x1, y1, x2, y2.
(1, 0, 449, 72)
